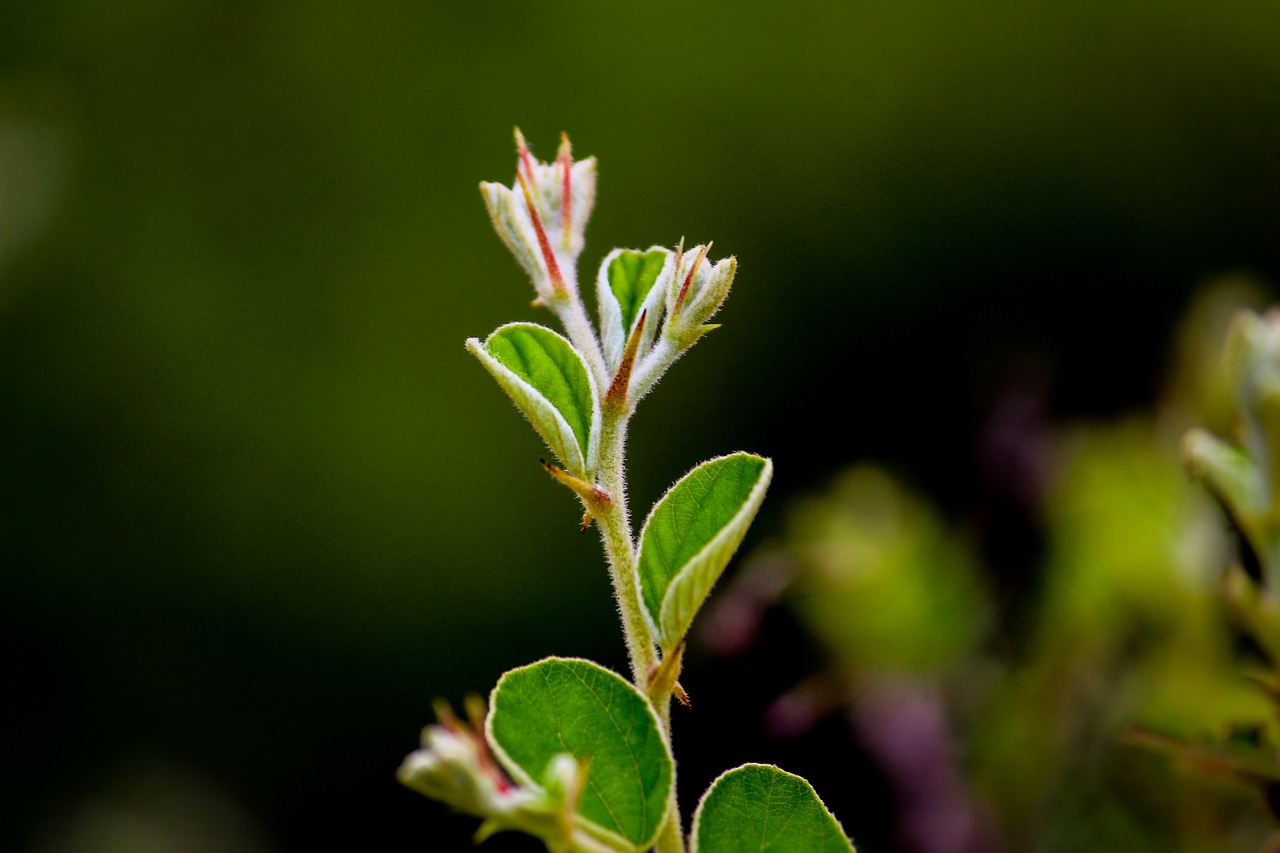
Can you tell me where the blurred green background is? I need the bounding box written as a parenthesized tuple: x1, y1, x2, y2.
(3, 2, 1280, 850)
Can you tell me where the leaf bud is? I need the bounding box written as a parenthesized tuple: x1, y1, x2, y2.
(663, 242, 737, 346)
(480, 129, 597, 305)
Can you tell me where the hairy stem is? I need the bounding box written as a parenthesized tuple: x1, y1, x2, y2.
(594, 405, 656, 681)
(548, 263, 685, 852)
(595, 398, 685, 853)
(631, 335, 680, 404)
(649, 650, 682, 853)
(567, 828, 629, 853)
(554, 282, 610, 394)
(655, 806, 685, 853)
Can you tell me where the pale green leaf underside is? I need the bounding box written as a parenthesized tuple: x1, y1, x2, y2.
(468, 323, 597, 476)
(692, 764, 855, 853)
(487, 657, 673, 851)
(609, 249, 668, 334)
(637, 453, 772, 649)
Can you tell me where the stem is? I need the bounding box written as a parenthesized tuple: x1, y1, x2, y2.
(560, 276, 686, 853)
(655, 806, 685, 853)
(632, 334, 697, 407)
(594, 404, 657, 681)
(596, 399, 686, 853)
(568, 828, 628, 853)
(649, 652, 683, 853)
(553, 274, 610, 394)
(631, 337, 676, 403)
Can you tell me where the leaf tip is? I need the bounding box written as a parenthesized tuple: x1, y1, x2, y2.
(673, 243, 710, 316)
(605, 307, 647, 409)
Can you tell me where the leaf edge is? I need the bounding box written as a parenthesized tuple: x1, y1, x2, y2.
(466, 321, 601, 477)
(635, 452, 773, 650)
(485, 655, 675, 853)
(689, 762, 856, 853)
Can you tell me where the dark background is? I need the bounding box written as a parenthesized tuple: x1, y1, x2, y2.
(3, 2, 1280, 850)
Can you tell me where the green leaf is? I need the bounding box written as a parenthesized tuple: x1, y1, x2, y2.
(466, 323, 599, 477)
(692, 764, 855, 853)
(609, 249, 668, 333)
(598, 248, 671, 371)
(637, 452, 772, 649)
(487, 657, 673, 852)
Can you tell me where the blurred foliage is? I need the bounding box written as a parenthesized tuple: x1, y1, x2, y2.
(969, 422, 1269, 852)
(717, 281, 1278, 851)
(5, 1, 1280, 850)
(786, 466, 989, 675)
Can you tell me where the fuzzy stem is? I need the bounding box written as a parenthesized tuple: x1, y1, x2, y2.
(631, 335, 686, 405)
(596, 400, 685, 853)
(594, 404, 656, 681)
(567, 828, 627, 853)
(558, 273, 685, 853)
(649, 652, 682, 853)
(553, 274, 610, 395)
(655, 806, 685, 853)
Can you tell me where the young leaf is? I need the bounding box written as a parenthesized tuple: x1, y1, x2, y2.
(637, 453, 772, 650)
(637, 450, 768, 645)
(691, 764, 855, 853)
(664, 245, 736, 346)
(466, 323, 600, 478)
(487, 657, 674, 852)
(598, 248, 672, 372)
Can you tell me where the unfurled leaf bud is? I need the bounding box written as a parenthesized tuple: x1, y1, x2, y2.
(399, 702, 596, 852)
(538, 753, 585, 825)
(473, 753, 587, 851)
(597, 247, 674, 372)
(480, 130, 597, 306)
(663, 242, 736, 347)
(398, 722, 521, 818)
